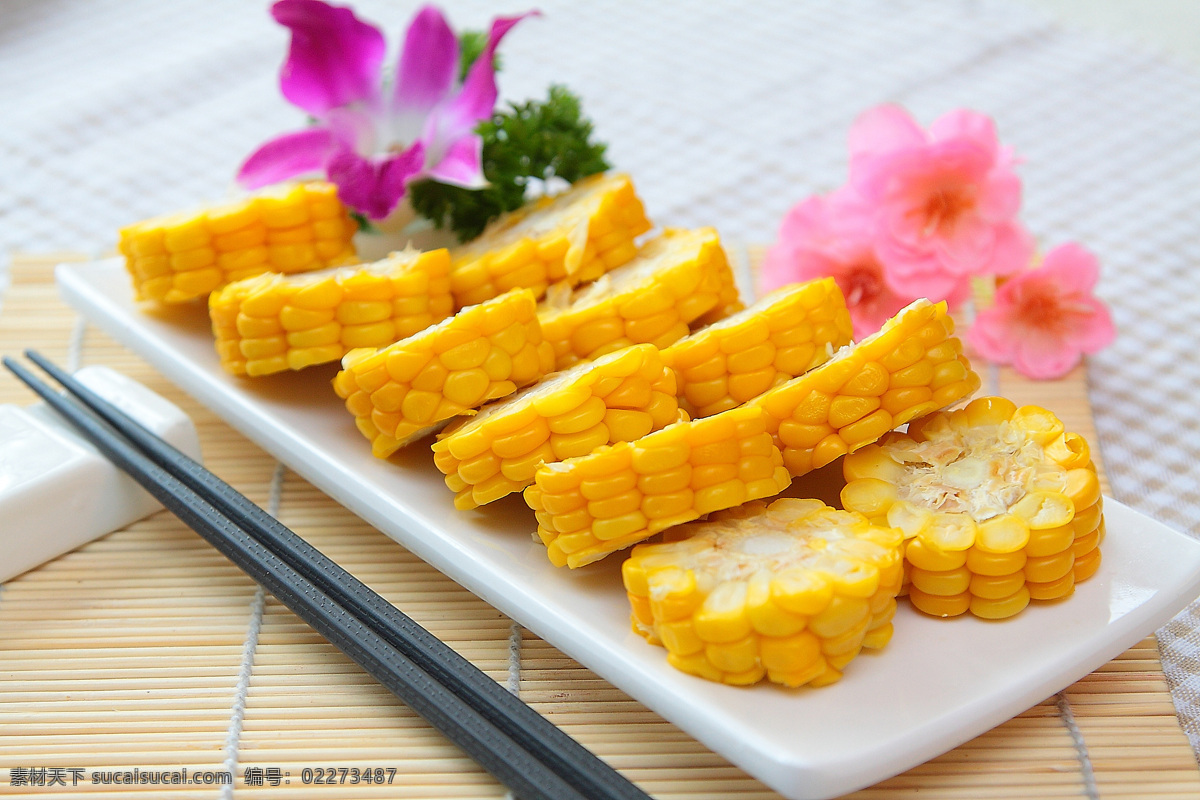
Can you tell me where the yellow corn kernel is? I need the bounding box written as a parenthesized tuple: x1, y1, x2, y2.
(662, 278, 853, 418)
(208, 248, 452, 376)
(121, 181, 358, 304)
(448, 173, 651, 308)
(843, 396, 1104, 620)
(526, 406, 791, 568)
(433, 345, 681, 508)
(537, 228, 742, 370)
(749, 299, 980, 479)
(622, 498, 901, 687)
(334, 289, 553, 458)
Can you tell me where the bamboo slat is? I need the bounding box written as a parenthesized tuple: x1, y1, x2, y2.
(0, 253, 1197, 799)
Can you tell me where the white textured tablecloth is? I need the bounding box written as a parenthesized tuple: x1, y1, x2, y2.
(5, 0, 1200, 756)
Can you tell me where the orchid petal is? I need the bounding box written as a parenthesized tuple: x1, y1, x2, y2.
(436, 11, 539, 142)
(326, 142, 425, 220)
(272, 0, 386, 117)
(424, 134, 487, 189)
(237, 127, 337, 189)
(392, 6, 459, 121)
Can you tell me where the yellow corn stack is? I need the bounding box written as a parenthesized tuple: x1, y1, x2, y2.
(622, 498, 903, 687)
(662, 278, 854, 418)
(448, 173, 652, 308)
(209, 248, 453, 377)
(431, 344, 682, 510)
(748, 298, 980, 478)
(333, 288, 555, 458)
(119, 182, 358, 304)
(538, 228, 743, 370)
(840, 396, 1104, 620)
(524, 405, 791, 568)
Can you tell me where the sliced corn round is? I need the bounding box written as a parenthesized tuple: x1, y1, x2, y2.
(748, 298, 981, 478)
(333, 288, 555, 458)
(841, 396, 1105, 620)
(662, 278, 854, 418)
(622, 498, 903, 687)
(209, 248, 453, 377)
(432, 344, 682, 510)
(119, 182, 358, 304)
(538, 228, 744, 370)
(448, 173, 651, 308)
(524, 405, 792, 568)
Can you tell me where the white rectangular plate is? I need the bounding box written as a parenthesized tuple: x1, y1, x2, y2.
(56, 258, 1200, 800)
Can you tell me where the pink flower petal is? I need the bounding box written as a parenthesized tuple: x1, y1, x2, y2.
(978, 168, 1022, 221)
(1012, 334, 1081, 380)
(272, 0, 386, 117)
(424, 134, 486, 189)
(236, 127, 337, 189)
(848, 104, 925, 160)
(928, 109, 999, 158)
(933, 213, 994, 273)
(1038, 242, 1101, 293)
(987, 221, 1035, 276)
(1063, 298, 1117, 353)
(392, 6, 459, 124)
(326, 142, 426, 220)
(966, 307, 1018, 364)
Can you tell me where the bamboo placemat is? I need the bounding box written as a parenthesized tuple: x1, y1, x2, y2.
(1, 254, 1198, 799)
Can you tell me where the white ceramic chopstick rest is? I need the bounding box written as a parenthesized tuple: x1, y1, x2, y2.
(0, 365, 201, 582)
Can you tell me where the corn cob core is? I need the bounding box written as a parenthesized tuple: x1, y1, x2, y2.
(209, 248, 453, 377)
(119, 182, 358, 304)
(538, 228, 743, 370)
(841, 396, 1104, 620)
(622, 498, 903, 687)
(524, 405, 792, 569)
(747, 298, 981, 479)
(332, 288, 555, 458)
(448, 173, 652, 308)
(662, 278, 854, 418)
(432, 344, 682, 510)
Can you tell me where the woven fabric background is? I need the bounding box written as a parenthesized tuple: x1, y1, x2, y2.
(4, 0, 1200, 756)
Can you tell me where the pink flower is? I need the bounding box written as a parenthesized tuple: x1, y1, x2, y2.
(761, 191, 970, 338)
(847, 105, 1035, 296)
(237, 1, 536, 220)
(968, 243, 1116, 380)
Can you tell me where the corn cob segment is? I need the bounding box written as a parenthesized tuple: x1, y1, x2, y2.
(448, 173, 652, 308)
(841, 396, 1104, 620)
(431, 344, 682, 510)
(332, 288, 555, 458)
(119, 182, 358, 304)
(623, 498, 903, 687)
(524, 405, 792, 568)
(662, 278, 854, 418)
(538, 228, 744, 370)
(748, 298, 981, 478)
(209, 248, 453, 377)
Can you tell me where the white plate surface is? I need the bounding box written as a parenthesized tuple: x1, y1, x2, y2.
(56, 258, 1200, 800)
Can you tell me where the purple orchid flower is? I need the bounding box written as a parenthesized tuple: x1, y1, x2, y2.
(238, 0, 536, 220)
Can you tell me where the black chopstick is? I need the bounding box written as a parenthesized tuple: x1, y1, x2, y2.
(3, 355, 633, 800)
(20, 349, 652, 800)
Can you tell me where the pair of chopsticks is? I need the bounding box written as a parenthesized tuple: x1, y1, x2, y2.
(3, 350, 652, 800)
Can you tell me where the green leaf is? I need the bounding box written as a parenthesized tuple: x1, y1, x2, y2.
(408, 85, 611, 241)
